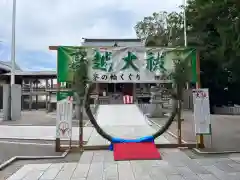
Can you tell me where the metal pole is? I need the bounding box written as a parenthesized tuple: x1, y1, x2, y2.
(183, 0, 187, 47)
(176, 0, 188, 145)
(10, 0, 16, 85)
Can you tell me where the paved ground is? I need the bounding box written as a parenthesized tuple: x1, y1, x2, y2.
(0, 105, 170, 145)
(151, 110, 240, 152)
(3, 105, 240, 179)
(2, 106, 240, 152)
(0, 104, 172, 180)
(0, 104, 168, 166)
(4, 149, 240, 180)
(97, 104, 148, 127)
(86, 104, 170, 146)
(0, 152, 82, 180)
(0, 111, 89, 127)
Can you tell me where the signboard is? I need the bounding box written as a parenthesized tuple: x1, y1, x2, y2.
(57, 46, 197, 83)
(193, 88, 211, 135)
(56, 96, 73, 139)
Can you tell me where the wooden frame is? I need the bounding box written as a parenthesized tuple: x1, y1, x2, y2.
(49, 45, 203, 152)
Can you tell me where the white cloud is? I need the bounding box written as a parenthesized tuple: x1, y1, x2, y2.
(0, 0, 182, 70)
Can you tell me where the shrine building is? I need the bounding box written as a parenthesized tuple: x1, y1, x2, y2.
(82, 38, 156, 103)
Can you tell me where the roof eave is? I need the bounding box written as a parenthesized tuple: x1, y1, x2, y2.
(82, 38, 142, 42)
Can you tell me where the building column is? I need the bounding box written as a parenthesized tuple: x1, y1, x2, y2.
(133, 83, 136, 103)
(35, 79, 38, 110)
(51, 79, 53, 88)
(21, 95, 23, 110)
(29, 79, 32, 110)
(96, 83, 100, 94)
(114, 83, 117, 93)
(21, 80, 24, 110)
(47, 92, 53, 113)
(45, 79, 48, 110)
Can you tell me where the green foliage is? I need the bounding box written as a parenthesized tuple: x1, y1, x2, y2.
(70, 48, 88, 98)
(186, 0, 240, 105)
(171, 54, 192, 99)
(135, 11, 185, 47)
(135, 12, 169, 46)
(135, 0, 240, 106)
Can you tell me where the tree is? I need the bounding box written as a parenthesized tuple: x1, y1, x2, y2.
(136, 0, 240, 108)
(70, 48, 88, 147)
(135, 10, 191, 126)
(186, 0, 240, 106)
(135, 12, 168, 46)
(135, 11, 186, 47)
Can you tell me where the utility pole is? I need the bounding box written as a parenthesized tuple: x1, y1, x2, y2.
(10, 0, 16, 85)
(9, 0, 17, 121)
(177, 0, 188, 145)
(183, 0, 187, 47)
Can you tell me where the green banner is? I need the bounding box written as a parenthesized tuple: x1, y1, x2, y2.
(57, 46, 197, 84)
(57, 46, 87, 82)
(191, 49, 197, 83)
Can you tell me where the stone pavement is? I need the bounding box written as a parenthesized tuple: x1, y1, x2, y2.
(151, 111, 240, 152)
(86, 104, 170, 146)
(6, 149, 240, 180)
(4, 105, 240, 179)
(0, 104, 170, 146)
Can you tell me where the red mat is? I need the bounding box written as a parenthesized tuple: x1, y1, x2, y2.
(113, 142, 161, 161)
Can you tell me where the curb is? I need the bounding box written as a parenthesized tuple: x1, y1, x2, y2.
(192, 148, 240, 154)
(0, 149, 70, 171)
(0, 138, 86, 142)
(0, 140, 54, 146)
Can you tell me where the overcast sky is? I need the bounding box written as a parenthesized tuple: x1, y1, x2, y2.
(0, 0, 182, 71)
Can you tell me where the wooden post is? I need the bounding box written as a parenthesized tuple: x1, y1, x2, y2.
(56, 50, 60, 152)
(177, 84, 182, 145)
(55, 138, 60, 152)
(196, 51, 205, 148)
(55, 82, 60, 152)
(177, 100, 182, 144)
(49, 46, 61, 152)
